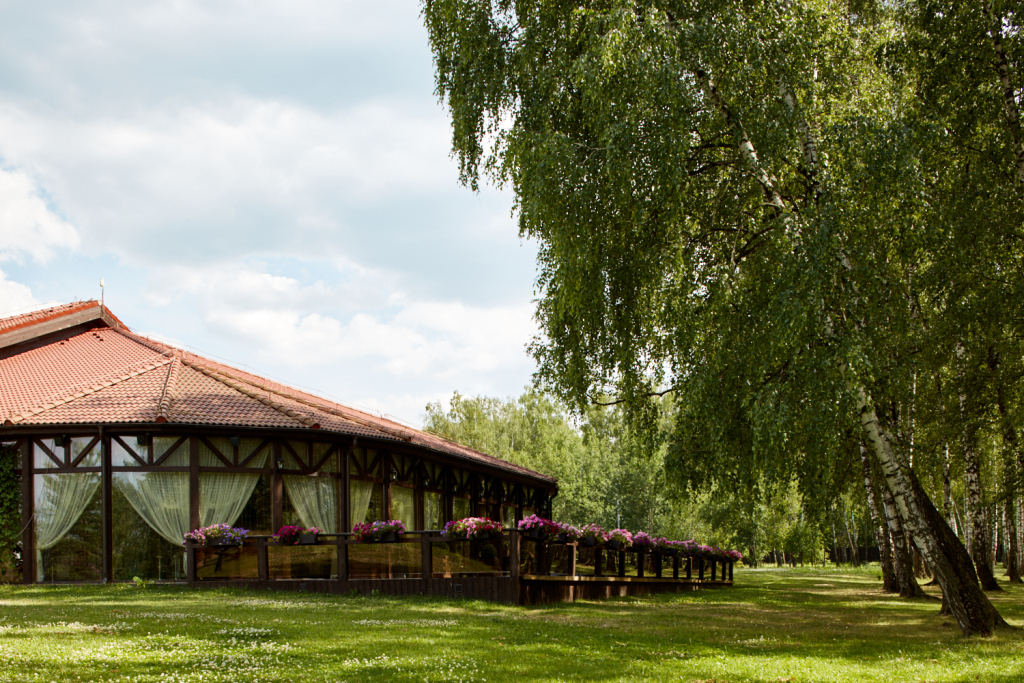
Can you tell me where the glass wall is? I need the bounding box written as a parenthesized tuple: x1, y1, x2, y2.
(112, 441, 188, 581)
(34, 439, 102, 581)
(391, 485, 415, 528)
(424, 491, 444, 531)
(351, 480, 382, 525)
(283, 475, 339, 532)
(22, 430, 554, 582)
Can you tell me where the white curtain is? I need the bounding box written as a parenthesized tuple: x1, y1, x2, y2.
(283, 475, 338, 533)
(391, 486, 415, 528)
(34, 472, 100, 581)
(114, 472, 190, 547)
(350, 479, 375, 526)
(199, 449, 268, 527)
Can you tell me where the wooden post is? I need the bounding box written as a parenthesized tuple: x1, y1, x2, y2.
(686, 556, 692, 580)
(257, 537, 268, 583)
(673, 555, 679, 579)
(637, 550, 645, 578)
(618, 551, 626, 577)
(341, 445, 351, 582)
(186, 544, 195, 585)
(654, 552, 662, 578)
(594, 548, 604, 577)
(189, 437, 200, 530)
(509, 529, 520, 605)
(21, 439, 33, 583)
(711, 559, 717, 581)
(729, 561, 734, 581)
(100, 429, 112, 583)
(698, 557, 705, 580)
(421, 532, 432, 594)
(568, 542, 577, 577)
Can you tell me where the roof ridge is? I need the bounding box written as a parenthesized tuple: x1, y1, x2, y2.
(0, 300, 98, 334)
(155, 350, 182, 424)
(179, 358, 321, 430)
(3, 355, 172, 425)
(112, 328, 174, 355)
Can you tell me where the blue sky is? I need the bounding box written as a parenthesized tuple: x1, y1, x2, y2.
(0, 1, 539, 426)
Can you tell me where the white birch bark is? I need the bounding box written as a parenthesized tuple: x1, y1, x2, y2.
(984, 2, 1024, 184)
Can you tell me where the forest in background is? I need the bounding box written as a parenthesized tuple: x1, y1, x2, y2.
(424, 388, 1016, 574)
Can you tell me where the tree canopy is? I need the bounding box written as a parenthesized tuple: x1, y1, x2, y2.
(423, 0, 1023, 635)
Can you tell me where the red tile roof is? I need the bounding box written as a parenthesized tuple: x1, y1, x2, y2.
(0, 305, 554, 484)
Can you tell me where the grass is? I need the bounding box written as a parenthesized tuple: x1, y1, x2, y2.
(0, 566, 1022, 682)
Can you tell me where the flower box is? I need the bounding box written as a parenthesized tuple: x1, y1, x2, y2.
(580, 536, 597, 547)
(373, 531, 398, 543)
(607, 539, 623, 550)
(185, 523, 248, 547)
(526, 528, 543, 541)
(275, 525, 323, 546)
(441, 517, 502, 540)
(353, 519, 406, 542)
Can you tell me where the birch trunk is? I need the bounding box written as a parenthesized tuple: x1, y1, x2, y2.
(878, 471, 925, 599)
(964, 429, 1001, 591)
(984, 1, 1024, 184)
(1003, 498, 1019, 581)
(862, 444, 897, 591)
(943, 442, 957, 536)
(855, 382, 1007, 635)
(842, 500, 860, 566)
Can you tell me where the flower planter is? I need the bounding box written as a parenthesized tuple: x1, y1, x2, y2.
(660, 548, 677, 557)
(525, 528, 543, 541)
(298, 533, 319, 545)
(372, 531, 397, 543)
(555, 532, 569, 544)
(209, 538, 240, 547)
(474, 531, 492, 541)
(607, 540, 622, 550)
(580, 536, 597, 547)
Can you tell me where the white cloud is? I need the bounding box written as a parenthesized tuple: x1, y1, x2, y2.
(0, 167, 80, 263)
(0, 97, 456, 265)
(0, 269, 41, 315)
(190, 265, 535, 378)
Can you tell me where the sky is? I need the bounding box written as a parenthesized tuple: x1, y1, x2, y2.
(0, 0, 539, 428)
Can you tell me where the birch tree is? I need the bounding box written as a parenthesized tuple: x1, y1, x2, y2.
(423, 0, 1011, 633)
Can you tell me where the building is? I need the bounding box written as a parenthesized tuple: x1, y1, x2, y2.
(0, 301, 556, 588)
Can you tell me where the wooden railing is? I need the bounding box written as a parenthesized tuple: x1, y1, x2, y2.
(186, 529, 734, 586)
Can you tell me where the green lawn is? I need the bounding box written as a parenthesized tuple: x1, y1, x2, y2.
(1, 567, 1022, 682)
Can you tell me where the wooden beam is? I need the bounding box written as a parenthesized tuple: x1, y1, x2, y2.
(21, 438, 33, 583)
(189, 437, 200, 530)
(100, 427, 112, 583)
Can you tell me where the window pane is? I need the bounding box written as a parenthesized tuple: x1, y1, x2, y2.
(112, 474, 187, 581)
(391, 486, 415, 528)
(34, 440, 61, 469)
(34, 472, 101, 581)
(424, 491, 444, 531)
(70, 437, 100, 467)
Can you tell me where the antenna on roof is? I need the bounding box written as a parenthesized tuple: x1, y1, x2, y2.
(100, 278, 105, 309)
